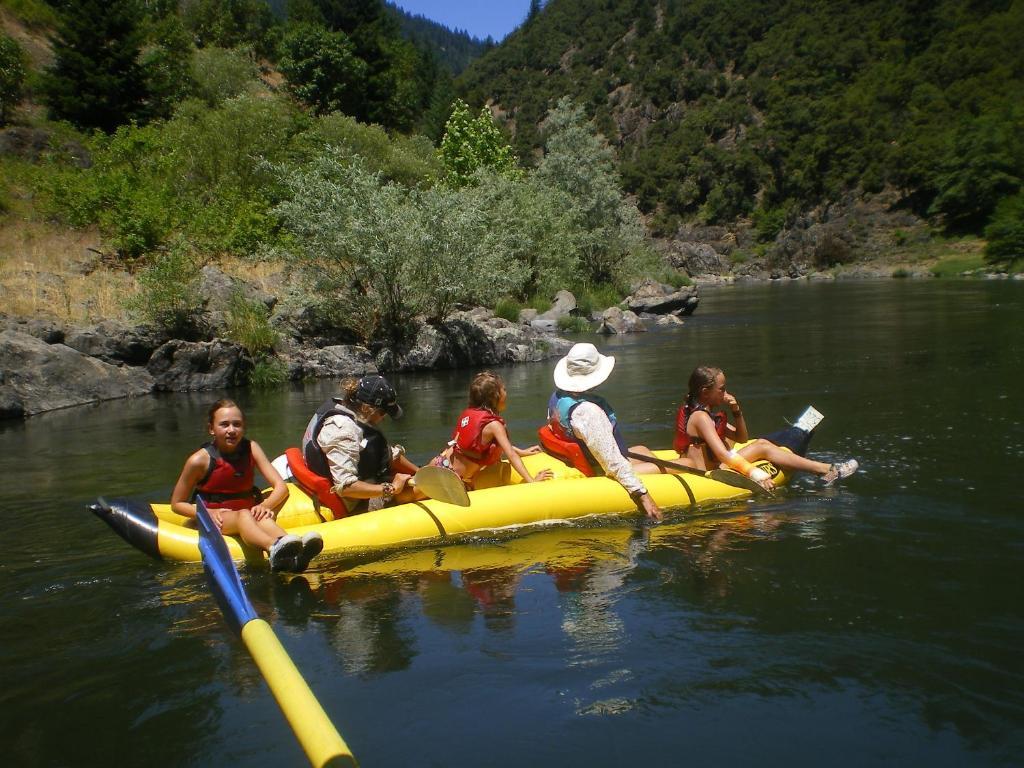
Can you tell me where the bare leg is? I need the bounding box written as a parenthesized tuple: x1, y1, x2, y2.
(221, 509, 286, 552)
(736, 439, 830, 476)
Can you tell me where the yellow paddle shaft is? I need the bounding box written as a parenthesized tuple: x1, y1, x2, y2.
(241, 619, 357, 768)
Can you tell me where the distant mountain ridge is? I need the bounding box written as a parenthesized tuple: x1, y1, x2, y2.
(386, 3, 491, 76)
(457, 0, 1024, 240)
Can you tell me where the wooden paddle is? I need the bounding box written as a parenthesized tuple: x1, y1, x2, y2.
(195, 496, 357, 768)
(409, 465, 470, 507)
(625, 450, 775, 497)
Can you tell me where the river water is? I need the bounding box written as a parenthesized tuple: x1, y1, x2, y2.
(1, 280, 1021, 767)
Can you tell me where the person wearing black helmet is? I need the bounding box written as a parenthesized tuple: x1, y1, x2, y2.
(301, 374, 423, 514)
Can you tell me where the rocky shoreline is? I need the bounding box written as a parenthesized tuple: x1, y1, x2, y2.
(0, 269, 700, 419)
(6, 250, 1019, 420)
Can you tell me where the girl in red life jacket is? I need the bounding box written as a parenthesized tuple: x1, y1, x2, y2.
(171, 399, 321, 572)
(433, 372, 554, 488)
(676, 366, 858, 490)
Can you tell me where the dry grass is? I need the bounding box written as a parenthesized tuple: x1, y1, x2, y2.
(0, 217, 290, 325)
(0, 219, 139, 323)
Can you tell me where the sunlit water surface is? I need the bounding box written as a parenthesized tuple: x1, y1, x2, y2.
(1, 280, 1021, 766)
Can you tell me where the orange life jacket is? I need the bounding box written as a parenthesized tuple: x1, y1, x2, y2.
(284, 446, 346, 520)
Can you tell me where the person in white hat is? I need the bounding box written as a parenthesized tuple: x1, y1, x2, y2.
(543, 343, 663, 521)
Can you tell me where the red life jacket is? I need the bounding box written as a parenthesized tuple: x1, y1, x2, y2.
(194, 439, 261, 510)
(673, 403, 728, 453)
(451, 407, 504, 467)
(284, 446, 346, 520)
(538, 422, 594, 476)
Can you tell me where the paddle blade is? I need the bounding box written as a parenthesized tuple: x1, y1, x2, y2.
(707, 469, 775, 497)
(195, 496, 257, 636)
(411, 465, 470, 507)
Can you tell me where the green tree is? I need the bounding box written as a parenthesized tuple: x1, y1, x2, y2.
(439, 99, 519, 187)
(41, 0, 150, 132)
(139, 14, 194, 119)
(984, 192, 1024, 266)
(278, 23, 366, 116)
(0, 33, 27, 125)
(536, 97, 646, 287)
(928, 114, 1023, 230)
(180, 0, 276, 55)
(189, 46, 259, 107)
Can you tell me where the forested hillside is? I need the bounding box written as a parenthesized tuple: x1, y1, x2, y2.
(387, 2, 490, 75)
(458, 0, 1024, 244)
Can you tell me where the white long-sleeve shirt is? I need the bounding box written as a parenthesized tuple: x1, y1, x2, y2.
(568, 401, 645, 496)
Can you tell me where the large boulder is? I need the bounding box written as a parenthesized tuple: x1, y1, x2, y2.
(63, 320, 168, 365)
(530, 289, 578, 332)
(625, 279, 700, 316)
(597, 306, 646, 335)
(286, 344, 377, 380)
(378, 311, 571, 371)
(0, 314, 65, 344)
(0, 330, 153, 418)
(197, 266, 278, 338)
(667, 241, 730, 275)
(147, 339, 253, 391)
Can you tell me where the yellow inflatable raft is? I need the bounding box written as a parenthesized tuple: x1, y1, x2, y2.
(90, 448, 787, 566)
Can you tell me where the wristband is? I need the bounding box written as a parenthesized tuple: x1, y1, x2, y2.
(381, 481, 395, 501)
(629, 486, 648, 501)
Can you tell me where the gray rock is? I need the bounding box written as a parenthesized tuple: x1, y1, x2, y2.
(0, 314, 65, 344)
(598, 306, 646, 335)
(147, 339, 253, 391)
(63, 320, 168, 365)
(530, 290, 580, 331)
(625, 279, 700, 315)
(378, 311, 570, 372)
(652, 313, 686, 327)
(0, 330, 153, 418)
(197, 266, 278, 337)
(547, 290, 577, 317)
(288, 345, 377, 380)
(668, 242, 729, 275)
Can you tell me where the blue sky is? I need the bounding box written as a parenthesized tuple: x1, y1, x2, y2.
(392, 1, 533, 41)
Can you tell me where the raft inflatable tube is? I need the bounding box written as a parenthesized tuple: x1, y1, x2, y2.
(90, 441, 796, 566)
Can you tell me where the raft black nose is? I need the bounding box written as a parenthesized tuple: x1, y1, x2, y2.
(89, 497, 163, 561)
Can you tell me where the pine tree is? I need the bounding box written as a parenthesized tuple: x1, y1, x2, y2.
(42, 0, 150, 132)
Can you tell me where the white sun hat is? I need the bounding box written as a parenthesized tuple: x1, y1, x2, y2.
(553, 343, 616, 393)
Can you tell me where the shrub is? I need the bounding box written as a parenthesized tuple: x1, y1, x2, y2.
(656, 269, 693, 289)
(930, 254, 987, 278)
(984, 193, 1024, 266)
(892, 267, 911, 278)
(189, 46, 259, 107)
(127, 244, 203, 335)
(0, 33, 27, 125)
(557, 315, 592, 333)
(249, 355, 288, 387)
(575, 283, 624, 318)
(272, 149, 526, 342)
(224, 291, 277, 353)
(297, 113, 441, 187)
(493, 297, 523, 323)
